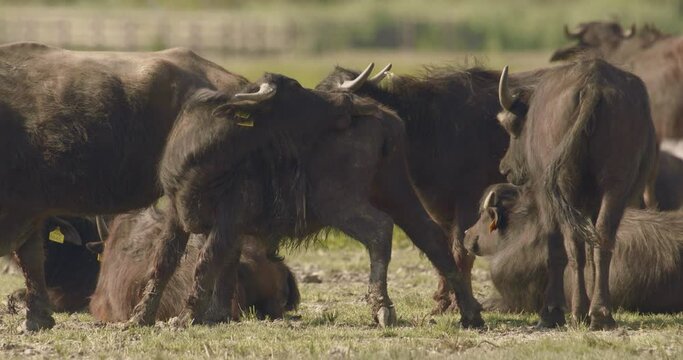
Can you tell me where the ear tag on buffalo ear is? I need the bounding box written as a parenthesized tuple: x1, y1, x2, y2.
(488, 220, 498, 233)
(235, 111, 254, 127)
(97, 254, 101, 262)
(48, 227, 65, 244)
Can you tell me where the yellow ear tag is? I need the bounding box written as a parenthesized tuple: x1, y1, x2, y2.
(97, 254, 102, 262)
(49, 227, 65, 244)
(235, 111, 254, 127)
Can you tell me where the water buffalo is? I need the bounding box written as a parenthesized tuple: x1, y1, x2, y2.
(497, 59, 657, 329)
(7, 217, 101, 313)
(464, 183, 683, 314)
(655, 150, 683, 211)
(89, 206, 299, 322)
(0, 42, 371, 331)
(128, 79, 484, 328)
(315, 63, 541, 314)
(551, 21, 683, 140)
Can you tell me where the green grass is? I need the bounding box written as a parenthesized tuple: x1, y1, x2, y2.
(2, 231, 683, 359)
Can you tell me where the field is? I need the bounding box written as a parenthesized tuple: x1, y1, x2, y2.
(1, 47, 683, 358)
(1, 231, 683, 359)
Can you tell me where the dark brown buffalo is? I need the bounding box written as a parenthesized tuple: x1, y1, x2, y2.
(464, 183, 683, 314)
(551, 21, 683, 140)
(315, 63, 542, 314)
(655, 150, 683, 211)
(0, 42, 372, 331)
(128, 78, 483, 328)
(496, 59, 657, 329)
(7, 217, 101, 313)
(89, 207, 299, 322)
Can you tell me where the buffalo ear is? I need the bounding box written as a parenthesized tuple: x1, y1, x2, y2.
(497, 110, 524, 138)
(85, 241, 105, 254)
(213, 103, 258, 127)
(486, 207, 500, 233)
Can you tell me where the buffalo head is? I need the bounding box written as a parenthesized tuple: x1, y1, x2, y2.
(496, 66, 530, 184)
(315, 63, 393, 93)
(550, 21, 636, 62)
(463, 183, 521, 256)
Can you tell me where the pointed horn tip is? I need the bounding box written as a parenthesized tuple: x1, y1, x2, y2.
(339, 62, 375, 90)
(498, 65, 514, 111)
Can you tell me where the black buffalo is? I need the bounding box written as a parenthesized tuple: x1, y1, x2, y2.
(0, 42, 370, 331)
(127, 77, 484, 328)
(315, 63, 542, 314)
(497, 59, 657, 329)
(551, 21, 683, 140)
(465, 183, 683, 314)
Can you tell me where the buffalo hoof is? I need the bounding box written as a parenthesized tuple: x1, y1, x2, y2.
(168, 313, 194, 329)
(19, 314, 55, 332)
(589, 311, 617, 331)
(376, 306, 397, 327)
(460, 312, 485, 329)
(536, 307, 565, 329)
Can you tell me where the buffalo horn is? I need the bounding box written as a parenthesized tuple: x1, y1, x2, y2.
(233, 83, 277, 102)
(564, 24, 584, 39)
(483, 190, 496, 209)
(368, 63, 393, 84)
(622, 24, 636, 38)
(498, 65, 514, 111)
(339, 63, 374, 91)
(95, 216, 110, 241)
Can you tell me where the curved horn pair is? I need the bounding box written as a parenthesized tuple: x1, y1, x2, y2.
(233, 83, 277, 102)
(498, 65, 515, 111)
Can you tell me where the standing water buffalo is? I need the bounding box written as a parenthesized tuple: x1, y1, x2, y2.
(0, 42, 373, 331)
(465, 183, 683, 314)
(497, 59, 657, 329)
(315, 63, 541, 313)
(127, 76, 484, 328)
(89, 206, 300, 322)
(551, 21, 683, 140)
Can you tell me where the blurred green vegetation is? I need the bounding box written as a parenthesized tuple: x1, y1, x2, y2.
(2, 0, 682, 51)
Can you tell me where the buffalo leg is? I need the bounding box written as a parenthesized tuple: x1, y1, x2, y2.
(589, 195, 624, 330)
(128, 207, 190, 326)
(181, 212, 242, 325)
(325, 203, 396, 327)
(373, 169, 483, 327)
(538, 228, 567, 328)
(14, 222, 56, 332)
(562, 223, 589, 325)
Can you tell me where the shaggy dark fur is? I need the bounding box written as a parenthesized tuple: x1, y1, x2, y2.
(129, 76, 483, 328)
(0, 42, 248, 331)
(89, 207, 299, 322)
(315, 64, 544, 315)
(465, 183, 683, 314)
(655, 150, 683, 211)
(551, 21, 683, 139)
(498, 59, 657, 329)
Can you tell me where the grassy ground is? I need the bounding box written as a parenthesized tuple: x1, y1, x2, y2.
(1, 232, 683, 359)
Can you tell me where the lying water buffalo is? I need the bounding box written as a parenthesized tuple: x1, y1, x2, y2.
(89, 206, 299, 322)
(0, 42, 372, 331)
(655, 150, 683, 211)
(7, 217, 101, 313)
(128, 77, 483, 328)
(465, 183, 683, 314)
(551, 21, 683, 140)
(315, 63, 540, 313)
(497, 59, 657, 329)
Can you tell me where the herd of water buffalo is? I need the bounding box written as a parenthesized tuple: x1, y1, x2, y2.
(1, 20, 682, 333)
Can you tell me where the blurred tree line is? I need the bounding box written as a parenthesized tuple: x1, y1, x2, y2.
(1, 0, 681, 51)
